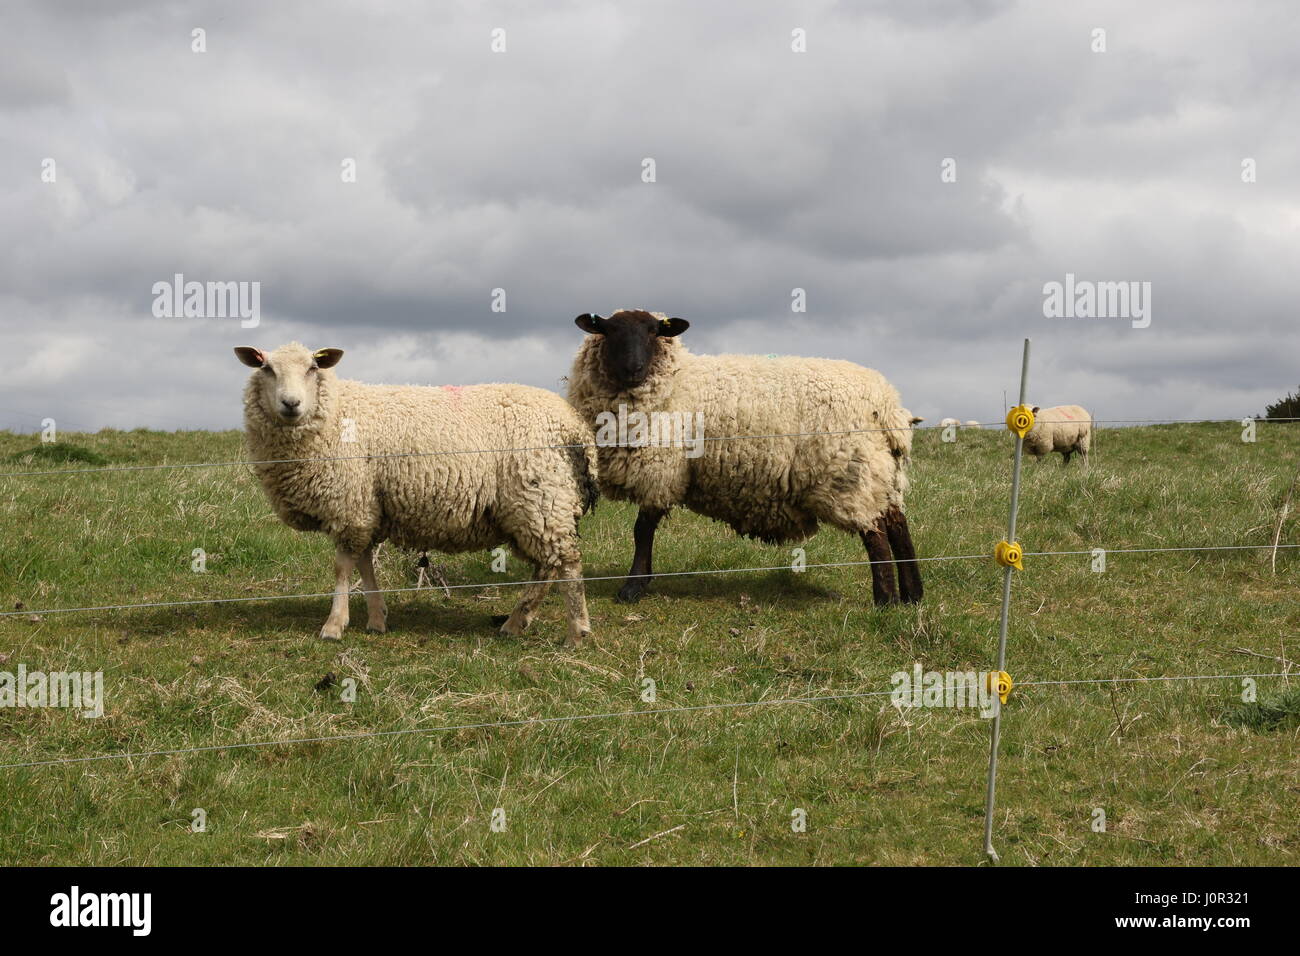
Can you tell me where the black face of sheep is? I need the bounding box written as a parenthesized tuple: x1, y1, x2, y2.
(574, 310, 689, 389)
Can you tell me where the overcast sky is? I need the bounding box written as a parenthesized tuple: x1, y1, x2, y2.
(2, 0, 1297, 433)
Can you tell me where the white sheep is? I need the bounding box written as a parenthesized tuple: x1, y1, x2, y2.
(939, 417, 961, 429)
(566, 310, 923, 606)
(235, 343, 599, 645)
(964, 420, 981, 429)
(1023, 404, 1092, 465)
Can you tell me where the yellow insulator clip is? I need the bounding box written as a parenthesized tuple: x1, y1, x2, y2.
(1005, 404, 1035, 438)
(987, 670, 1013, 705)
(994, 540, 1024, 570)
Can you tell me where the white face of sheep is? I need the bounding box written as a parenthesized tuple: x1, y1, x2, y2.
(235, 345, 344, 424)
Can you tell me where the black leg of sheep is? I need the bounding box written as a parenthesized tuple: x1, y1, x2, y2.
(861, 522, 900, 606)
(884, 505, 924, 604)
(616, 507, 667, 603)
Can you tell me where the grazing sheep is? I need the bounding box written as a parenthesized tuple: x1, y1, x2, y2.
(1023, 404, 1092, 465)
(939, 417, 961, 429)
(566, 310, 923, 607)
(964, 420, 981, 429)
(235, 343, 599, 645)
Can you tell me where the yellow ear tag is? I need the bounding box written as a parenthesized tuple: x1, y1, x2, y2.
(986, 670, 1013, 705)
(994, 540, 1024, 571)
(1005, 404, 1035, 438)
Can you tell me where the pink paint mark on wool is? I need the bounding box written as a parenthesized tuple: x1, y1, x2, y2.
(440, 384, 466, 408)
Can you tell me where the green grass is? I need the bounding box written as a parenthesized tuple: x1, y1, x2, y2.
(5, 441, 111, 466)
(0, 423, 1297, 865)
(1224, 687, 1300, 733)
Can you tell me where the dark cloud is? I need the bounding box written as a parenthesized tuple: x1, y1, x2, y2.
(1, 0, 1298, 433)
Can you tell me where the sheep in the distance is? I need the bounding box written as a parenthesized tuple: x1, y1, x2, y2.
(939, 417, 961, 429)
(566, 309, 923, 607)
(1023, 404, 1092, 465)
(235, 343, 599, 645)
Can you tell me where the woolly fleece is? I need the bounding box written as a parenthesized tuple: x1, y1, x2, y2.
(241, 343, 598, 639)
(1024, 404, 1092, 460)
(567, 330, 915, 544)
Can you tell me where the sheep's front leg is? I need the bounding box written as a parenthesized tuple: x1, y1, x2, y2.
(357, 547, 387, 633)
(321, 546, 357, 641)
(617, 507, 666, 603)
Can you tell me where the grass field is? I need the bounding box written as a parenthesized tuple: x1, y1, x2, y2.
(1, 422, 1297, 865)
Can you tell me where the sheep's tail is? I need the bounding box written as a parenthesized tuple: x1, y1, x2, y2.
(882, 405, 914, 462)
(566, 429, 600, 515)
(882, 404, 915, 508)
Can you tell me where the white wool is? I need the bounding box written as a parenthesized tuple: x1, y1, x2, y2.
(1024, 404, 1092, 462)
(240, 342, 599, 643)
(567, 329, 916, 544)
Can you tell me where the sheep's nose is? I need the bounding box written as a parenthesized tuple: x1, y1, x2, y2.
(281, 397, 301, 409)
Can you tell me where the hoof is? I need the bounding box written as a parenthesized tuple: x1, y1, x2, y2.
(563, 628, 591, 648)
(496, 614, 527, 637)
(615, 583, 647, 604)
(320, 630, 343, 642)
(365, 622, 387, 634)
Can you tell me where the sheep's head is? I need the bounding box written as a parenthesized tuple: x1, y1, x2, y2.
(575, 309, 688, 389)
(235, 343, 343, 425)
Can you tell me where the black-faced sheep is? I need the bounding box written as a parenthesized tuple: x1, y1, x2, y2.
(565, 310, 923, 607)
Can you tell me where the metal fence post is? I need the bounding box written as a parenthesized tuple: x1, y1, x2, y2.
(983, 337, 1030, 863)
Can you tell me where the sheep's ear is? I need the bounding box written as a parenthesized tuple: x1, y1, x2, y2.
(312, 348, 344, 369)
(910, 416, 924, 425)
(1031, 405, 1040, 414)
(575, 313, 606, 335)
(234, 347, 266, 368)
(657, 317, 689, 337)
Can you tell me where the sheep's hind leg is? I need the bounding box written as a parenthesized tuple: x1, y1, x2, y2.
(558, 557, 591, 647)
(617, 507, 666, 603)
(321, 546, 357, 641)
(884, 505, 923, 604)
(498, 566, 555, 637)
(357, 547, 387, 633)
(861, 520, 900, 606)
